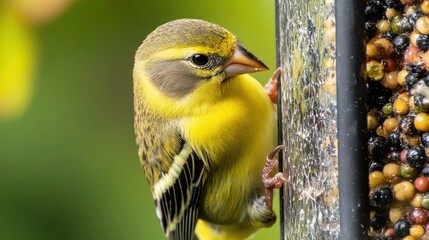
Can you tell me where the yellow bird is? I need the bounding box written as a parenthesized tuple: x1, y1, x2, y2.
(133, 19, 285, 240)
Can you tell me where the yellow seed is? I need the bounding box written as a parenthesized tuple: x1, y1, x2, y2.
(393, 98, 409, 115)
(375, 38, 394, 57)
(405, 5, 417, 16)
(377, 19, 391, 33)
(417, 16, 429, 35)
(382, 70, 399, 90)
(407, 135, 421, 147)
(410, 224, 425, 238)
(367, 114, 379, 130)
(383, 117, 399, 134)
(370, 210, 376, 219)
(389, 206, 404, 223)
(415, 112, 429, 132)
(411, 193, 423, 208)
(386, 8, 399, 20)
(384, 163, 401, 181)
(366, 43, 378, 58)
(376, 125, 388, 138)
(423, 0, 429, 14)
(410, 31, 420, 47)
(369, 171, 385, 188)
(394, 181, 416, 201)
(398, 69, 408, 86)
(398, 92, 411, 101)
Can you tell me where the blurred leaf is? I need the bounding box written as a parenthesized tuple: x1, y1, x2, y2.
(0, 4, 36, 120)
(7, 0, 74, 25)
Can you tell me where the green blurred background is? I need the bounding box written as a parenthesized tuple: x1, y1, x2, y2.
(0, 0, 277, 239)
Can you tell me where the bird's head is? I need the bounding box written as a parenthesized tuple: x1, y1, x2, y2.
(133, 19, 268, 117)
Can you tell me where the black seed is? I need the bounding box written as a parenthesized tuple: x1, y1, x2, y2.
(422, 132, 429, 147)
(394, 219, 412, 238)
(399, 16, 413, 33)
(381, 31, 397, 41)
(409, 10, 424, 26)
(372, 186, 394, 207)
(366, 22, 377, 40)
(406, 73, 419, 89)
(370, 215, 387, 231)
(368, 81, 393, 109)
(387, 151, 400, 162)
(400, 115, 417, 135)
(365, 0, 385, 22)
(415, 95, 425, 106)
(369, 161, 384, 172)
(406, 146, 427, 169)
(392, 35, 410, 54)
(407, 63, 425, 75)
(368, 136, 388, 160)
(422, 166, 429, 177)
(417, 34, 429, 52)
(388, 131, 401, 149)
(374, 111, 386, 124)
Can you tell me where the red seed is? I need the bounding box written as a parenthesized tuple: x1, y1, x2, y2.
(401, 149, 408, 163)
(382, 59, 397, 72)
(415, 176, 429, 192)
(385, 227, 396, 237)
(408, 208, 429, 224)
(401, 0, 415, 6)
(405, 46, 421, 64)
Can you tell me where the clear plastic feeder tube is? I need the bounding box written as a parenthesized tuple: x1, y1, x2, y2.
(277, 0, 368, 239)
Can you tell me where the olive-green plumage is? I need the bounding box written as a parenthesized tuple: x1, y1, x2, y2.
(133, 19, 277, 240)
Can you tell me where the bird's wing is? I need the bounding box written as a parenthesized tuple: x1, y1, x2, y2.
(154, 140, 204, 240)
(137, 116, 205, 240)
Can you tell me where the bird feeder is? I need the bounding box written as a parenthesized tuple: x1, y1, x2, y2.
(277, 0, 369, 239)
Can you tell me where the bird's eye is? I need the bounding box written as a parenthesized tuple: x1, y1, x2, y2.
(190, 54, 209, 66)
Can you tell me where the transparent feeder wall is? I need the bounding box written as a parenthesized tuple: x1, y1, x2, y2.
(277, 0, 368, 239)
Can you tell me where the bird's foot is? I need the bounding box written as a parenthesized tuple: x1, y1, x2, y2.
(264, 67, 281, 104)
(263, 145, 287, 209)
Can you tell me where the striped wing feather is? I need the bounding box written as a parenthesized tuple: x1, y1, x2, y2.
(155, 144, 204, 240)
(142, 134, 204, 240)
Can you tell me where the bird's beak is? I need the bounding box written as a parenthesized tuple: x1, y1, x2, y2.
(223, 44, 269, 79)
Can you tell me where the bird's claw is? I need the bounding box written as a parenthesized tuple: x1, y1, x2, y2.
(263, 145, 286, 189)
(263, 145, 287, 208)
(264, 67, 281, 104)
(264, 172, 287, 189)
(266, 144, 283, 161)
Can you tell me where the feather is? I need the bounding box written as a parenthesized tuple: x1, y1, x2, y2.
(153, 142, 204, 240)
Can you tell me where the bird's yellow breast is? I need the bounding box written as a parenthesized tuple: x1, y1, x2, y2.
(181, 74, 275, 166)
(181, 74, 277, 224)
